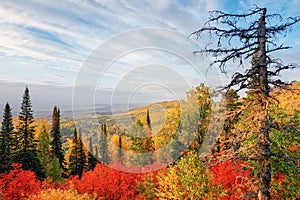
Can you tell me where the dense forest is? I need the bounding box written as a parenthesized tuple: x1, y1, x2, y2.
(0, 6, 300, 200)
(0, 81, 299, 199)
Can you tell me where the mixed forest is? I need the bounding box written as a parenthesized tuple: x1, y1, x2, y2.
(0, 7, 300, 200)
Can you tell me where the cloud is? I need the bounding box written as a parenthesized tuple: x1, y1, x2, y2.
(1, 0, 299, 110)
(0, 0, 220, 73)
(45, 73, 64, 79)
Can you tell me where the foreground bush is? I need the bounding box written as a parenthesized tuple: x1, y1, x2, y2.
(209, 158, 253, 200)
(28, 188, 95, 200)
(0, 163, 41, 200)
(69, 163, 142, 200)
(156, 151, 223, 199)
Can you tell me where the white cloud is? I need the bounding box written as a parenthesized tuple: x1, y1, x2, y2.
(45, 73, 64, 79)
(0, 0, 299, 109)
(0, 0, 220, 77)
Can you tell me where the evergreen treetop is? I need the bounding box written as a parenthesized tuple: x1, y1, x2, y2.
(0, 103, 15, 173)
(50, 106, 65, 171)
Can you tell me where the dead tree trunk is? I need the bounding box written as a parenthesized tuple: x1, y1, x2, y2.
(191, 6, 300, 199)
(257, 8, 271, 200)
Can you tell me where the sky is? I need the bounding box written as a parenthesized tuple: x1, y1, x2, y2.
(0, 0, 299, 113)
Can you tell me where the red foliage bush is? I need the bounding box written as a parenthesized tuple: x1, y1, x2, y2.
(69, 163, 143, 200)
(0, 163, 41, 200)
(209, 159, 253, 200)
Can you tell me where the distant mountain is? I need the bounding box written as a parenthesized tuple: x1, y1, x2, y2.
(31, 103, 150, 120)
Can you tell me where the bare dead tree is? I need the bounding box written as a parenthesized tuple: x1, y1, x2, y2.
(190, 6, 300, 200)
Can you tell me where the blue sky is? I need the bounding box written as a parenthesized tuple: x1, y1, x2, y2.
(0, 0, 299, 111)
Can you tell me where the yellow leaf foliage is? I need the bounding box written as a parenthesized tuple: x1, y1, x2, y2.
(27, 188, 96, 200)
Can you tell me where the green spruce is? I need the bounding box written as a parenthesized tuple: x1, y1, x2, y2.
(69, 128, 86, 179)
(50, 106, 65, 171)
(0, 103, 15, 173)
(99, 124, 110, 164)
(15, 87, 45, 179)
(86, 137, 98, 171)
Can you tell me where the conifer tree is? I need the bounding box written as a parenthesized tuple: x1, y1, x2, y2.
(48, 156, 63, 186)
(15, 87, 44, 179)
(99, 124, 110, 164)
(86, 137, 98, 171)
(117, 133, 123, 159)
(95, 146, 99, 160)
(0, 103, 15, 173)
(69, 128, 86, 178)
(146, 109, 152, 130)
(77, 131, 86, 177)
(50, 106, 65, 171)
(35, 119, 51, 176)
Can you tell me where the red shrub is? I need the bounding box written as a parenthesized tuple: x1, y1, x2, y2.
(0, 163, 41, 200)
(69, 163, 143, 200)
(209, 159, 253, 200)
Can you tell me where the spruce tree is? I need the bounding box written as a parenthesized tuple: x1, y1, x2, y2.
(15, 87, 44, 179)
(86, 137, 98, 171)
(95, 146, 99, 160)
(117, 133, 123, 159)
(77, 131, 86, 178)
(0, 103, 15, 173)
(69, 128, 86, 178)
(50, 106, 65, 171)
(146, 109, 152, 130)
(99, 124, 110, 164)
(48, 156, 63, 186)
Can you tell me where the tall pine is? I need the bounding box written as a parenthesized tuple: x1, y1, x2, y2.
(99, 124, 110, 164)
(118, 133, 123, 159)
(15, 87, 44, 179)
(69, 128, 86, 178)
(86, 137, 98, 171)
(50, 106, 65, 171)
(0, 103, 15, 173)
(146, 109, 152, 130)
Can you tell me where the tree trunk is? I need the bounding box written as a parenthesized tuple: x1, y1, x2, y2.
(257, 8, 271, 200)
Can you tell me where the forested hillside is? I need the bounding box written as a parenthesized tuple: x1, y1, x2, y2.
(0, 81, 299, 199)
(0, 5, 299, 200)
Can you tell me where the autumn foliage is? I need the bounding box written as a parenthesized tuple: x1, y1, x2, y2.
(68, 163, 142, 200)
(29, 188, 95, 200)
(0, 83, 299, 199)
(0, 163, 41, 200)
(209, 159, 253, 200)
(0, 158, 298, 200)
